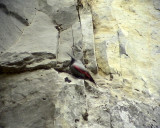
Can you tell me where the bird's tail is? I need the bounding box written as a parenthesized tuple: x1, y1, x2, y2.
(90, 77, 96, 85)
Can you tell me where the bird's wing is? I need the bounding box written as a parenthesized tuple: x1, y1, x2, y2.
(73, 60, 87, 70)
(73, 65, 96, 84)
(73, 65, 91, 79)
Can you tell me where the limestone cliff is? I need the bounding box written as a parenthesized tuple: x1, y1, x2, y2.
(0, 0, 160, 128)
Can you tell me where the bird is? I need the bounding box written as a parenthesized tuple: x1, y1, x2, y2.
(67, 53, 96, 84)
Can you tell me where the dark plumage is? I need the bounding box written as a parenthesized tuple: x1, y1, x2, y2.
(67, 53, 96, 84)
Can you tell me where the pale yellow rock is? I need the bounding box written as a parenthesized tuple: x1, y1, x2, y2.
(82, 0, 160, 99)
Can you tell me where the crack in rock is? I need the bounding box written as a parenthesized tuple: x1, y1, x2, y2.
(0, 52, 57, 73)
(0, 3, 29, 26)
(117, 30, 129, 57)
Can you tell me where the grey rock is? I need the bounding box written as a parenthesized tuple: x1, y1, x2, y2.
(0, 0, 160, 128)
(117, 29, 128, 57)
(0, 5, 24, 53)
(39, 0, 78, 30)
(109, 100, 160, 128)
(151, 27, 160, 42)
(72, 20, 83, 60)
(153, 0, 160, 10)
(0, 52, 57, 73)
(80, 10, 98, 74)
(0, 0, 38, 53)
(0, 11, 58, 73)
(0, 69, 87, 128)
(58, 28, 73, 63)
(0, 0, 38, 24)
(7, 11, 58, 54)
(0, 69, 160, 128)
(152, 45, 160, 54)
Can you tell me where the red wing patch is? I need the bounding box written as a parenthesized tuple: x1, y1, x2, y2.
(73, 65, 91, 78)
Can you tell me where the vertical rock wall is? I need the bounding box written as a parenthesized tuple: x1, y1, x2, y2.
(84, 0, 160, 99)
(0, 0, 160, 128)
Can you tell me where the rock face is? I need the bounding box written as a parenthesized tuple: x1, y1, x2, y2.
(86, 0, 160, 99)
(0, 0, 160, 128)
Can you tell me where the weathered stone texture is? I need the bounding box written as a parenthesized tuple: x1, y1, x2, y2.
(0, 0, 160, 128)
(1, 69, 160, 128)
(0, 69, 86, 128)
(0, 11, 58, 73)
(80, 10, 98, 73)
(0, 0, 38, 53)
(85, 0, 160, 99)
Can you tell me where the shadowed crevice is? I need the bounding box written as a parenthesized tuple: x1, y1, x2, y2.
(0, 52, 57, 74)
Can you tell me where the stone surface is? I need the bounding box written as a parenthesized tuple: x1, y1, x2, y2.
(0, 70, 160, 128)
(95, 41, 110, 75)
(0, 69, 86, 128)
(0, 0, 160, 128)
(57, 28, 73, 63)
(7, 11, 58, 54)
(0, 11, 20, 53)
(0, 0, 38, 24)
(71, 20, 83, 60)
(39, 0, 78, 30)
(80, 10, 98, 73)
(0, 11, 58, 73)
(153, 0, 160, 10)
(85, 0, 160, 99)
(0, 0, 38, 53)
